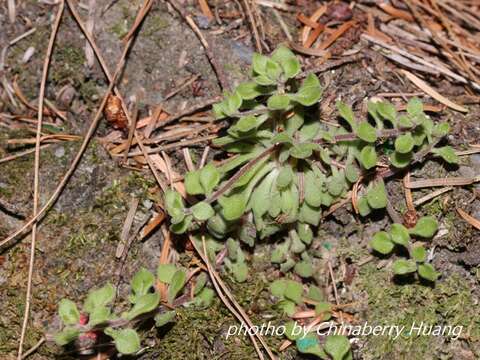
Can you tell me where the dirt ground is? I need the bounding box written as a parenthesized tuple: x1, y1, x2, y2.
(0, 1, 479, 359)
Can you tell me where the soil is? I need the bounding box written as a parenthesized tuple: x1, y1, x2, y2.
(0, 1, 479, 360)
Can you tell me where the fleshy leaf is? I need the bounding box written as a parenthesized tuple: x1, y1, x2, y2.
(191, 201, 215, 221)
(410, 216, 438, 238)
(58, 299, 80, 325)
(370, 231, 394, 255)
(83, 283, 115, 314)
(324, 335, 351, 360)
(417, 263, 439, 281)
(390, 223, 410, 246)
(104, 328, 140, 355)
(431, 146, 458, 164)
(392, 259, 417, 275)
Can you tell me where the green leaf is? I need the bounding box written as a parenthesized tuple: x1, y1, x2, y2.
(366, 180, 387, 209)
(83, 283, 115, 313)
(231, 261, 248, 282)
(284, 280, 303, 304)
(304, 171, 323, 207)
(307, 286, 324, 302)
(54, 327, 80, 346)
(370, 231, 394, 255)
(168, 269, 187, 304)
(251, 170, 277, 218)
(294, 74, 322, 106)
(184, 171, 203, 195)
(410, 216, 438, 238)
(298, 202, 322, 226)
(236, 82, 267, 100)
(193, 272, 208, 295)
(191, 201, 215, 221)
(170, 215, 192, 234)
(252, 52, 269, 75)
(165, 190, 185, 223)
(431, 146, 458, 164)
(58, 299, 80, 325)
(377, 101, 397, 124)
(284, 321, 302, 341)
(254, 74, 277, 86)
(356, 122, 377, 143)
(131, 268, 155, 299)
(219, 193, 248, 221)
(154, 310, 176, 327)
(295, 261, 313, 278)
(392, 259, 417, 275)
(272, 45, 301, 79)
(88, 306, 112, 326)
(277, 165, 294, 189)
(270, 279, 286, 298)
(417, 263, 439, 281)
(126, 292, 160, 320)
(315, 302, 332, 315)
(345, 163, 360, 183)
(265, 59, 283, 80)
(397, 115, 413, 128)
(298, 223, 313, 244)
(336, 101, 356, 130)
(432, 122, 450, 137)
(225, 92, 242, 115)
(194, 287, 215, 307)
(296, 333, 328, 358)
(359, 145, 377, 169)
(390, 151, 413, 168)
(412, 245, 427, 262)
(278, 299, 296, 316)
(235, 115, 258, 132)
(104, 328, 140, 355)
(357, 196, 371, 217)
(327, 173, 345, 197)
(199, 164, 220, 195)
(324, 335, 351, 360)
(395, 133, 414, 154)
(290, 143, 317, 159)
(390, 223, 410, 246)
(407, 97, 423, 117)
(268, 94, 290, 110)
(157, 264, 177, 284)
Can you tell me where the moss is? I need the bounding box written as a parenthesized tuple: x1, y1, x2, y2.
(110, 20, 129, 39)
(51, 45, 85, 84)
(143, 13, 170, 38)
(357, 264, 480, 359)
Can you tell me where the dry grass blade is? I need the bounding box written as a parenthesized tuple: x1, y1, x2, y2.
(0, 144, 51, 164)
(17, 2, 65, 358)
(198, 0, 214, 21)
(8, 0, 16, 23)
(405, 176, 480, 189)
(116, 197, 139, 258)
(318, 20, 355, 50)
(413, 187, 453, 206)
(401, 70, 468, 113)
(456, 208, 480, 230)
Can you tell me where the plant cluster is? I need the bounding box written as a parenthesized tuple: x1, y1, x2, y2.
(53, 265, 213, 355)
(370, 217, 440, 281)
(164, 46, 457, 277)
(270, 278, 352, 359)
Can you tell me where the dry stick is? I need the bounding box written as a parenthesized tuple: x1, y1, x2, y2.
(0, 8, 137, 250)
(20, 337, 45, 360)
(166, 0, 228, 90)
(67, 0, 168, 192)
(243, 0, 262, 53)
(0, 144, 51, 164)
(17, 2, 65, 359)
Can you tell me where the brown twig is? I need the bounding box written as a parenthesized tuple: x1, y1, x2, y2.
(17, 2, 65, 358)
